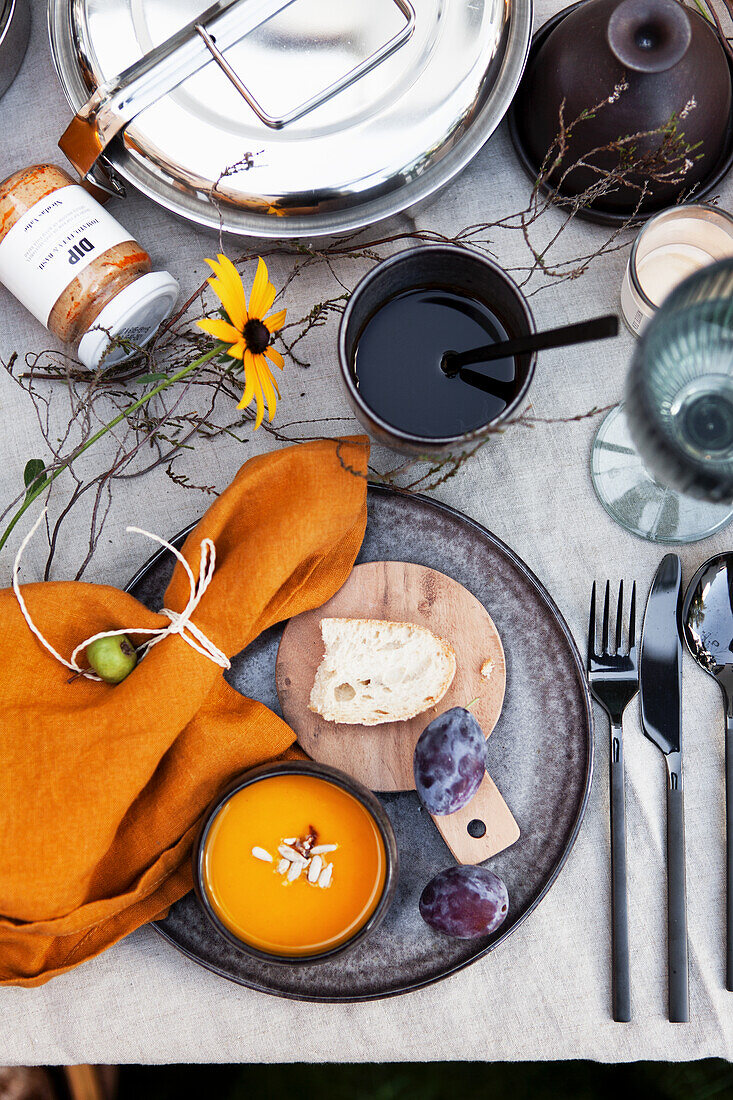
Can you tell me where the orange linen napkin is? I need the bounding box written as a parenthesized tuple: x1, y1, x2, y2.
(0, 437, 369, 986)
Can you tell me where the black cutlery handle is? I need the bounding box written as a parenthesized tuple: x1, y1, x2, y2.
(721, 717, 726, 994)
(667, 774, 689, 1022)
(610, 722, 631, 1022)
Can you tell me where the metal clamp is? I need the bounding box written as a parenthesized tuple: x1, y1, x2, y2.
(59, 0, 415, 195)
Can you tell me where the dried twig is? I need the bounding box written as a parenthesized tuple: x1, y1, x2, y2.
(1, 90, 704, 576)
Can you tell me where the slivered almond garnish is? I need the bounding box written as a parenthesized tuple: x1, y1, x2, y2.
(253, 829, 337, 887)
(251, 846, 273, 862)
(308, 855, 323, 883)
(287, 859, 305, 882)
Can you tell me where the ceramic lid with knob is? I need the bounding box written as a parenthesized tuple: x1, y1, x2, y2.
(48, 0, 533, 239)
(511, 0, 733, 219)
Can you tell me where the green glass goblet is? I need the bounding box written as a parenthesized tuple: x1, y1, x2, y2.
(592, 258, 733, 542)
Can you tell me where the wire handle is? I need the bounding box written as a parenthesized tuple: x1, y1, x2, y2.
(60, 0, 415, 193)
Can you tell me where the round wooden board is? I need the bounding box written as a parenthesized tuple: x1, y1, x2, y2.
(276, 561, 506, 791)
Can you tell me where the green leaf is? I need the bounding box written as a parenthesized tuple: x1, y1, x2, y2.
(135, 372, 170, 384)
(23, 459, 48, 501)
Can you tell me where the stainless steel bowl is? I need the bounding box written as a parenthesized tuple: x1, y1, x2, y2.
(0, 0, 30, 100)
(48, 0, 532, 238)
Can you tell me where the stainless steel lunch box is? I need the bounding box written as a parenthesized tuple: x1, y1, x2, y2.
(49, 0, 532, 239)
(0, 0, 30, 100)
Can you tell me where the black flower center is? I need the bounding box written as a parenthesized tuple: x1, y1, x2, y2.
(243, 318, 270, 355)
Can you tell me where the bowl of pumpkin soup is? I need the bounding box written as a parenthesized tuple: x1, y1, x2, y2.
(194, 761, 398, 963)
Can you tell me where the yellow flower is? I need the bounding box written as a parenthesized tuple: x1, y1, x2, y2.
(197, 255, 286, 429)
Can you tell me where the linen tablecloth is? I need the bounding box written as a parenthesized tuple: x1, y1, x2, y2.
(2, 0, 733, 1064)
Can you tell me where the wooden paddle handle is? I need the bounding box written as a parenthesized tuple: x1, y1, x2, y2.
(433, 771, 520, 864)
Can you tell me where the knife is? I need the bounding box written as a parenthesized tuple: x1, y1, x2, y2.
(640, 553, 689, 1023)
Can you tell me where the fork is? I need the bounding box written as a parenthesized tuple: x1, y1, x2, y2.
(587, 580, 638, 1023)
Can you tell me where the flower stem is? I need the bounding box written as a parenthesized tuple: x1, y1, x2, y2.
(690, 0, 712, 21)
(0, 344, 224, 555)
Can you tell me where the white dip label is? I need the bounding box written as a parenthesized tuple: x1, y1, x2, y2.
(0, 184, 132, 327)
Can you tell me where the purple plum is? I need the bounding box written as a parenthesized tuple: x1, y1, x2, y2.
(413, 706, 487, 815)
(419, 865, 509, 939)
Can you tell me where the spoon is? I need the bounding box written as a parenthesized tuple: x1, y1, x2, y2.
(682, 552, 733, 991)
(440, 313, 619, 377)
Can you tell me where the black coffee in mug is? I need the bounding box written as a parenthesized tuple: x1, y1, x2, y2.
(352, 287, 518, 439)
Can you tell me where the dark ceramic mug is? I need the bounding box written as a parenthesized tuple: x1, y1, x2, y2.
(338, 244, 536, 457)
(193, 759, 399, 965)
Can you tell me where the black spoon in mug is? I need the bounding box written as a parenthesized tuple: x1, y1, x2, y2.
(441, 313, 619, 391)
(682, 553, 733, 991)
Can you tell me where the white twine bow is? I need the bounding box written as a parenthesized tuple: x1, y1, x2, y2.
(13, 509, 231, 681)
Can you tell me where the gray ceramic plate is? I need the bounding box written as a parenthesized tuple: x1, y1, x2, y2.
(126, 485, 593, 1001)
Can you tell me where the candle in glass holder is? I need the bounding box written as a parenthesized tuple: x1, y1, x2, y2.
(621, 205, 733, 336)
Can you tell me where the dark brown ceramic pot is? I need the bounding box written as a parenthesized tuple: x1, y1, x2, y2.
(518, 0, 731, 214)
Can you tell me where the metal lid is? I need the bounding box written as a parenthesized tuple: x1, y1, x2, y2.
(49, 0, 532, 238)
(77, 270, 180, 369)
(1, 0, 31, 101)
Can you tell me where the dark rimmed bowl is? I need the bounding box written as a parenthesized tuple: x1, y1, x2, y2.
(193, 759, 399, 966)
(338, 244, 536, 458)
(507, 2, 733, 226)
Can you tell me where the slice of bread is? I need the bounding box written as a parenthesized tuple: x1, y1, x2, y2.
(308, 618, 456, 726)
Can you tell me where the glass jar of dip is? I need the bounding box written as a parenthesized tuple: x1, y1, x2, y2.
(0, 164, 179, 369)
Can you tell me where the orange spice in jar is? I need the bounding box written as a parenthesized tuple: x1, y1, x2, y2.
(0, 164, 179, 369)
